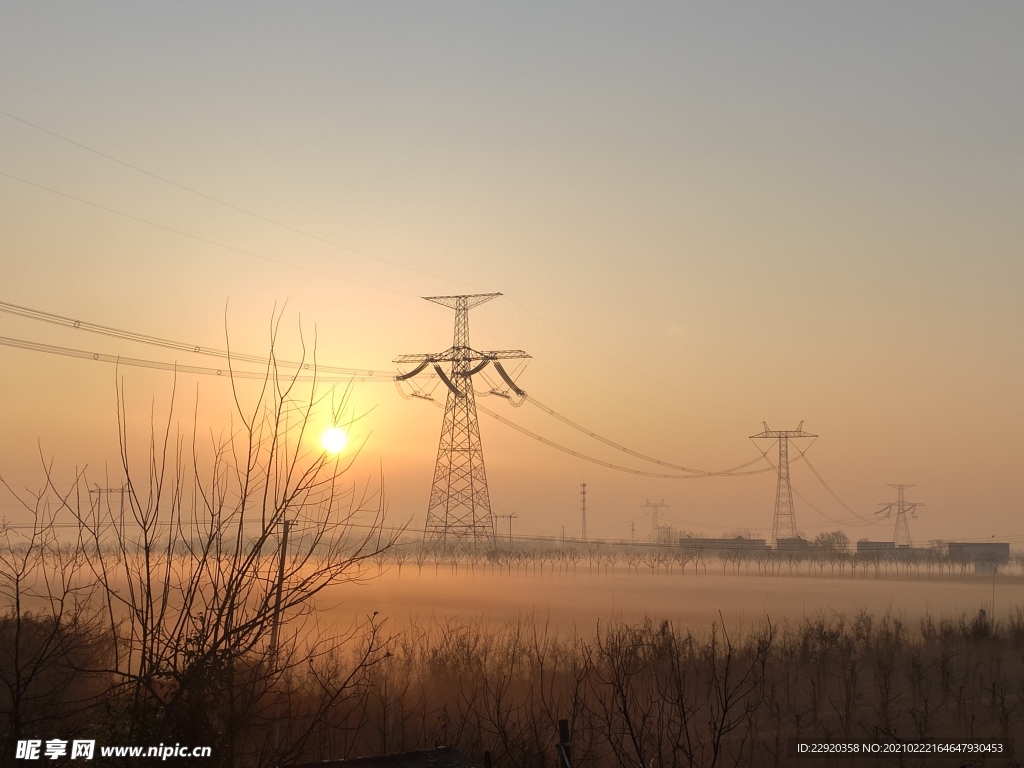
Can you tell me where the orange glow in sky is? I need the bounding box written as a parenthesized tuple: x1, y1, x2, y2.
(1, 3, 1022, 545)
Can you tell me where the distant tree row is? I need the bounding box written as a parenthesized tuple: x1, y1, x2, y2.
(371, 535, 1023, 580)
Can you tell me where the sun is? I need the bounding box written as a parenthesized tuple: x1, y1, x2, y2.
(321, 427, 348, 455)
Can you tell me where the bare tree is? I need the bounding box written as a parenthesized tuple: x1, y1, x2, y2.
(0, 485, 106, 754)
(17, 322, 395, 767)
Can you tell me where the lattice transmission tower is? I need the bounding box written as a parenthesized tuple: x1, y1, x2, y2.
(878, 484, 923, 548)
(750, 421, 816, 545)
(641, 499, 670, 543)
(395, 294, 529, 546)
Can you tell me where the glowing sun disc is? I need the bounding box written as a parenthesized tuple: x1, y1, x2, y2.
(321, 427, 348, 454)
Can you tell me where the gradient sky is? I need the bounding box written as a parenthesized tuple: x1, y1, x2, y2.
(1, 2, 1022, 544)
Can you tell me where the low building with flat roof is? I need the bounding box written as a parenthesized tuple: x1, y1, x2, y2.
(678, 536, 769, 553)
(775, 537, 811, 550)
(857, 540, 896, 553)
(948, 542, 1010, 574)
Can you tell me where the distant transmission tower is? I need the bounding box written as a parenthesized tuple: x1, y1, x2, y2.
(90, 484, 128, 517)
(395, 293, 529, 546)
(495, 512, 517, 544)
(878, 484, 923, 548)
(750, 421, 817, 545)
(580, 482, 587, 542)
(641, 499, 670, 543)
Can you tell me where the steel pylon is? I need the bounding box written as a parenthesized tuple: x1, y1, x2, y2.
(878, 484, 922, 548)
(395, 294, 529, 546)
(750, 421, 816, 545)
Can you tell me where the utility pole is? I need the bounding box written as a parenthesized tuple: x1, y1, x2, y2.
(580, 482, 587, 542)
(641, 499, 670, 543)
(268, 519, 290, 658)
(395, 294, 529, 547)
(878, 484, 922, 548)
(750, 421, 817, 546)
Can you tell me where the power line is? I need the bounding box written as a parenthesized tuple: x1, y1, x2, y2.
(476, 401, 771, 480)
(0, 334, 394, 382)
(751, 438, 873, 529)
(0, 170, 413, 297)
(506, 297, 756, 420)
(0, 108, 477, 292)
(526, 396, 766, 476)
(407, 378, 772, 480)
(0, 298, 384, 377)
(0, 300, 872, 533)
(800, 452, 875, 525)
(0, 300, 768, 481)
(472, 328, 744, 426)
(1, 107, 744, 420)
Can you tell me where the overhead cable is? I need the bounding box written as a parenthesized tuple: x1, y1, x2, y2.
(800, 453, 875, 524)
(0, 170, 411, 297)
(1, 107, 748, 414)
(0, 298, 387, 377)
(753, 442, 873, 528)
(0, 334, 393, 382)
(476, 402, 772, 480)
(526, 395, 766, 476)
(0, 108, 476, 292)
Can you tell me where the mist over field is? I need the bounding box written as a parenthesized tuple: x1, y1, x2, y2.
(334, 565, 1021, 634)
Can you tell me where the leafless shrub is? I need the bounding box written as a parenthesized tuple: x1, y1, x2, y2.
(0, 322, 393, 768)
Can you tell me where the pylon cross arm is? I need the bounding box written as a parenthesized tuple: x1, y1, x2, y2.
(394, 353, 437, 364)
(424, 293, 502, 310)
(478, 349, 531, 360)
(394, 348, 530, 365)
(400, 292, 528, 546)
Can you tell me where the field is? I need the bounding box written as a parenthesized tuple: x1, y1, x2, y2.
(331, 564, 1024, 634)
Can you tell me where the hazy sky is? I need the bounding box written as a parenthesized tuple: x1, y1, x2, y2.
(1, 3, 1022, 544)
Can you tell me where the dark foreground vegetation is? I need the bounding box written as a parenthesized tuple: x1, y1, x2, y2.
(2, 601, 1023, 768)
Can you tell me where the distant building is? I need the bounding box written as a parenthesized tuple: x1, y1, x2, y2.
(679, 535, 769, 553)
(857, 540, 896, 553)
(775, 537, 810, 550)
(856, 541, 935, 559)
(948, 542, 1010, 574)
(900, 547, 936, 557)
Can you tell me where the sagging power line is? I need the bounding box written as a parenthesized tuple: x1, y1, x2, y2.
(0, 107, 744, 415)
(1, 296, 872, 542)
(0, 299, 384, 377)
